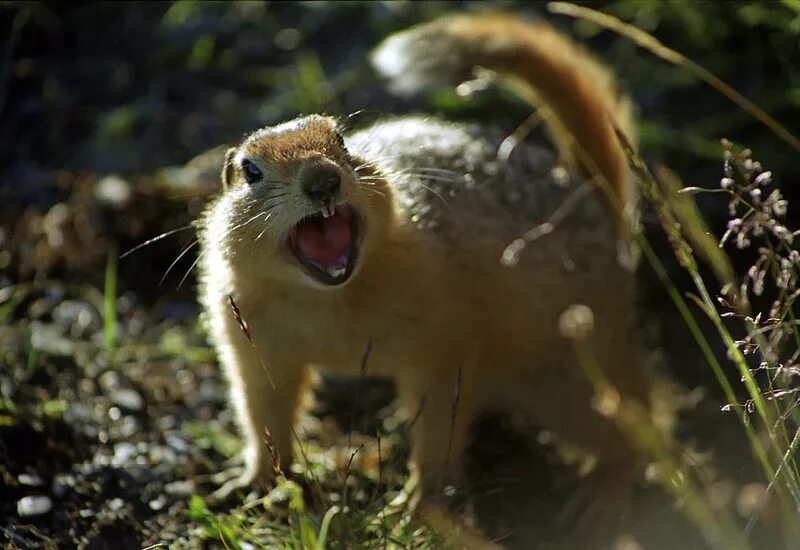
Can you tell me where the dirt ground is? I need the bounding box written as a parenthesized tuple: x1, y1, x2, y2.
(1, 2, 798, 549)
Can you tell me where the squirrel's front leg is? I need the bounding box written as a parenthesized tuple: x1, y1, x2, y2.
(209, 312, 306, 501)
(398, 365, 477, 502)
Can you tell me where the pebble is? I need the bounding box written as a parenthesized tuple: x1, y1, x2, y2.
(29, 322, 75, 356)
(164, 480, 194, 496)
(149, 444, 176, 464)
(95, 175, 132, 206)
(17, 495, 52, 516)
(158, 415, 178, 431)
(111, 388, 144, 412)
(52, 300, 97, 334)
(112, 442, 138, 465)
(52, 473, 75, 497)
(18, 473, 45, 487)
(165, 434, 189, 454)
(149, 495, 167, 511)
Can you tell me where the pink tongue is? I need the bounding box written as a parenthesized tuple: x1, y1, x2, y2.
(294, 216, 351, 265)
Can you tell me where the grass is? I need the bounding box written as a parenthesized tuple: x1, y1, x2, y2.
(552, 4, 800, 545)
(104, 247, 118, 354)
(188, 431, 441, 549)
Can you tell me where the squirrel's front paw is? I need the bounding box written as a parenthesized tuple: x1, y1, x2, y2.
(209, 464, 264, 503)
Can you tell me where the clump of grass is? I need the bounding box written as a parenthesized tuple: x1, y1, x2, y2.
(610, 133, 800, 547)
(542, 3, 800, 544)
(713, 142, 800, 522)
(189, 439, 439, 549)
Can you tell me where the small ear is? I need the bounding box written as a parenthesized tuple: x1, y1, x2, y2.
(221, 147, 237, 191)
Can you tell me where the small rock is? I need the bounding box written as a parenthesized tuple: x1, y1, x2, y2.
(149, 445, 176, 465)
(164, 480, 194, 496)
(115, 415, 141, 439)
(111, 388, 144, 411)
(196, 379, 224, 404)
(29, 321, 74, 356)
(99, 370, 120, 391)
(165, 434, 189, 454)
(95, 175, 132, 206)
(52, 474, 75, 498)
(17, 495, 52, 516)
(108, 497, 125, 511)
(113, 442, 138, 465)
(52, 300, 98, 335)
(158, 415, 178, 431)
(149, 495, 166, 511)
(18, 473, 45, 487)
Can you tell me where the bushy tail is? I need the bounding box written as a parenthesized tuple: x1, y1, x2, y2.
(371, 12, 636, 241)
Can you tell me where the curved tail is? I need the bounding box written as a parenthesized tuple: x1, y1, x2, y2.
(371, 12, 636, 241)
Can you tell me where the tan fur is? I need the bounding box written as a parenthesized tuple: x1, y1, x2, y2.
(198, 12, 661, 543)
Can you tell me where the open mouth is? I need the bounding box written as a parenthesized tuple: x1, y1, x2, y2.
(287, 204, 361, 286)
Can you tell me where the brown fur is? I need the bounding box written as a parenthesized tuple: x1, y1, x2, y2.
(445, 14, 633, 203)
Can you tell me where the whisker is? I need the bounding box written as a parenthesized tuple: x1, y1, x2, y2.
(160, 239, 198, 287)
(407, 167, 462, 177)
(357, 178, 386, 186)
(260, 201, 284, 212)
(255, 213, 275, 241)
(120, 225, 194, 259)
(353, 163, 374, 172)
(228, 210, 269, 234)
(365, 165, 463, 185)
(177, 251, 203, 290)
(263, 196, 287, 205)
(414, 182, 452, 212)
(402, 173, 463, 184)
(356, 159, 462, 179)
(230, 181, 288, 193)
(346, 109, 366, 120)
(363, 187, 387, 198)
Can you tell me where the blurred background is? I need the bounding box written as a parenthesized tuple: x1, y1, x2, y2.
(0, 1, 798, 548)
(2, 0, 798, 289)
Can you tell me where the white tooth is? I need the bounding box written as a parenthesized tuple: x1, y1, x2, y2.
(328, 266, 346, 278)
(321, 207, 331, 219)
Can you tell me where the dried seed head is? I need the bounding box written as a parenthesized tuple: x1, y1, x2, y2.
(558, 304, 594, 341)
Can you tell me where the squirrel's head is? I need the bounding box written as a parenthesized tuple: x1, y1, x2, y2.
(213, 115, 392, 288)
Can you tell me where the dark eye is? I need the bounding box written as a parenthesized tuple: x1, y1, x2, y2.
(241, 159, 263, 184)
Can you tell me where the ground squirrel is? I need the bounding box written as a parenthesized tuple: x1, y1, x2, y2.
(198, 11, 660, 526)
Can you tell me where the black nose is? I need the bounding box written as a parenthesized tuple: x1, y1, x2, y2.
(301, 164, 341, 203)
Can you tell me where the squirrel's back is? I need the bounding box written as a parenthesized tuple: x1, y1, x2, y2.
(371, 12, 637, 252)
(347, 117, 619, 271)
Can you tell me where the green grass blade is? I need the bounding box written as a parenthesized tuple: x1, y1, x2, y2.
(104, 248, 118, 354)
